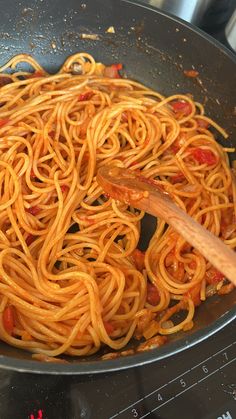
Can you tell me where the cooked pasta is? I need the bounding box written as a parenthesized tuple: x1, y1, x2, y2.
(0, 52, 235, 359)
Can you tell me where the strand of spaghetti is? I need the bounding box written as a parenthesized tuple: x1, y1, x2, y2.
(0, 52, 234, 359)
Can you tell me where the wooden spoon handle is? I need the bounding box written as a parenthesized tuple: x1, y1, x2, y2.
(97, 165, 236, 287)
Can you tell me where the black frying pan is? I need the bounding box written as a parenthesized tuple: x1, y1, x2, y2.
(0, 0, 235, 374)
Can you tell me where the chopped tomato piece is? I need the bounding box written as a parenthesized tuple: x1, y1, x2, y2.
(206, 267, 224, 285)
(197, 119, 210, 129)
(26, 234, 35, 246)
(78, 215, 95, 225)
(61, 184, 69, 193)
(79, 91, 93, 101)
(30, 168, 37, 179)
(189, 260, 196, 269)
(114, 63, 122, 70)
(146, 282, 160, 305)
(186, 284, 201, 306)
(26, 206, 41, 216)
(104, 63, 123, 78)
(3, 306, 14, 335)
(171, 100, 192, 116)
(171, 172, 185, 183)
(0, 118, 9, 127)
(191, 148, 218, 165)
(83, 152, 90, 161)
(132, 248, 145, 271)
(103, 321, 114, 335)
(0, 76, 12, 87)
(184, 70, 199, 78)
(130, 161, 138, 167)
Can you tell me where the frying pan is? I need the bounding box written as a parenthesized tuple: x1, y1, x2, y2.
(0, 0, 235, 375)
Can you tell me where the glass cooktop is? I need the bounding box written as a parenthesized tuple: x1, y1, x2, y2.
(0, 320, 235, 419)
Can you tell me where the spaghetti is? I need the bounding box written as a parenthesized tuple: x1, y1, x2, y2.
(0, 53, 235, 360)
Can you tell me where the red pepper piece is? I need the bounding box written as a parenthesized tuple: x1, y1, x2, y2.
(79, 91, 94, 101)
(191, 148, 218, 165)
(171, 172, 185, 183)
(146, 283, 160, 306)
(26, 234, 35, 246)
(189, 260, 196, 269)
(30, 168, 37, 179)
(3, 306, 14, 335)
(170, 143, 180, 154)
(132, 248, 145, 271)
(0, 118, 9, 127)
(103, 321, 114, 335)
(130, 161, 138, 167)
(171, 101, 192, 116)
(61, 185, 69, 193)
(184, 70, 199, 78)
(197, 119, 210, 129)
(26, 206, 41, 216)
(104, 63, 123, 78)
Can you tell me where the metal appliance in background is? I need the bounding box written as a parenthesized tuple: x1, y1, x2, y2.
(146, 0, 216, 24)
(146, 0, 236, 44)
(226, 9, 236, 51)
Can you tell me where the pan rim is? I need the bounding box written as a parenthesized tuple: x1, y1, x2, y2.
(0, 0, 235, 374)
(0, 306, 235, 375)
(123, 0, 236, 63)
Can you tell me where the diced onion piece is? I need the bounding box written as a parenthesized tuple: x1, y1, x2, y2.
(206, 284, 217, 297)
(106, 26, 115, 33)
(32, 354, 69, 363)
(80, 34, 100, 40)
(143, 320, 159, 339)
(72, 63, 83, 74)
(120, 349, 134, 356)
(161, 320, 174, 329)
(137, 335, 167, 352)
(102, 352, 119, 360)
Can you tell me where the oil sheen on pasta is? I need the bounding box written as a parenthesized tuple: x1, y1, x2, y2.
(0, 53, 235, 360)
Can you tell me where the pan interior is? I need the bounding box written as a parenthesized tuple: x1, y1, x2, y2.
(0, 0, 235, 372)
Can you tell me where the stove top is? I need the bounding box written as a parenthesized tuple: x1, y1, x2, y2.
(0, 4, 235, 419)
(0, 321, 235, 419)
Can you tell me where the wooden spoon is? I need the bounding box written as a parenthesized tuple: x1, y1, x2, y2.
(97, 165, 236, 287)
